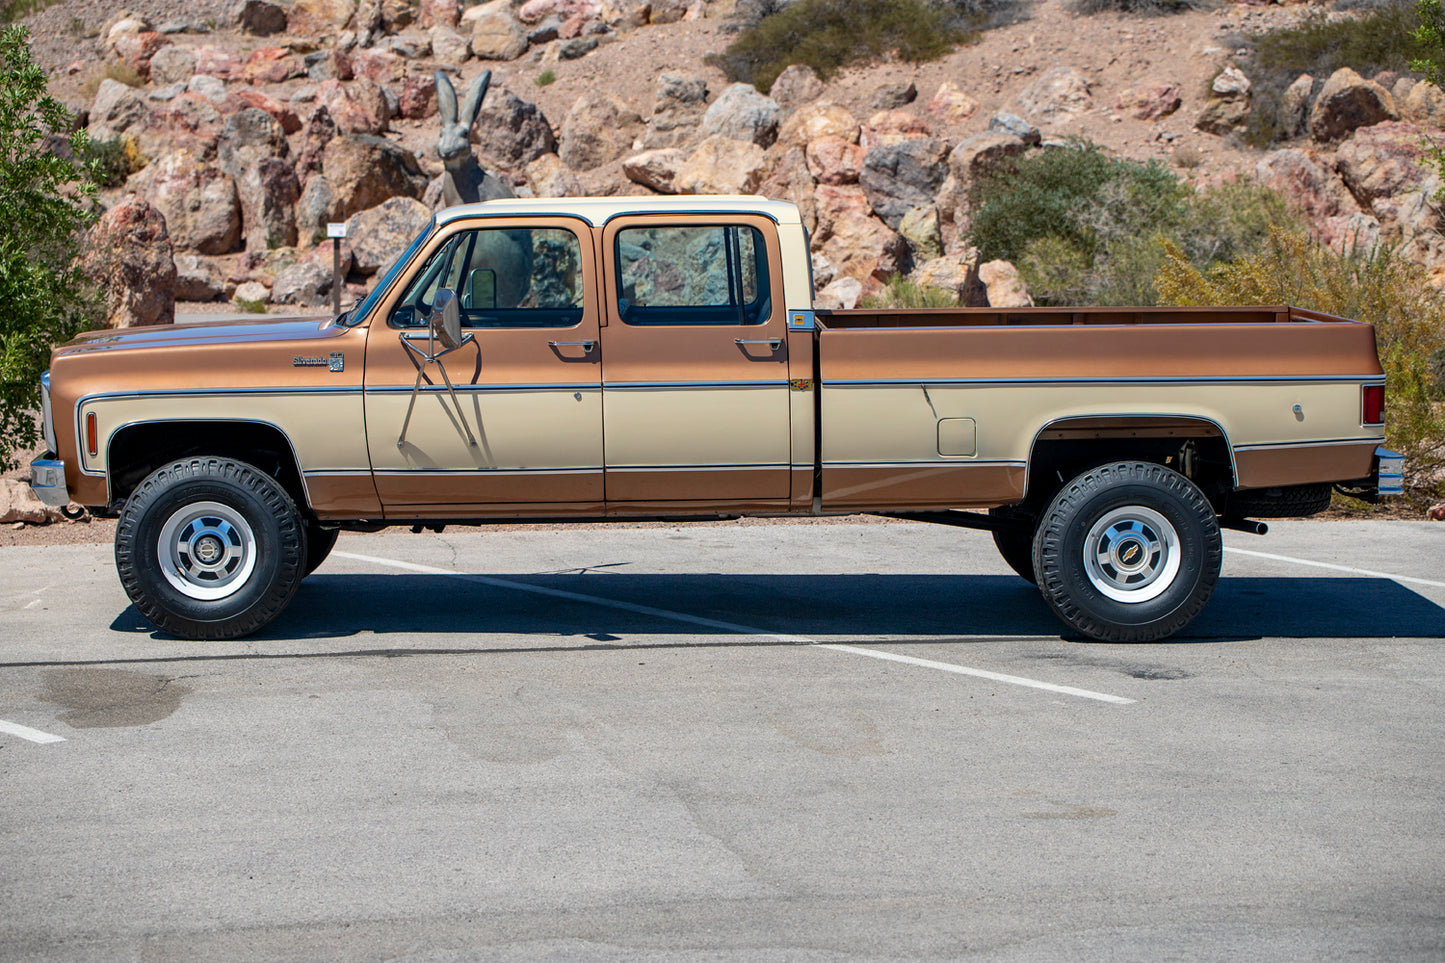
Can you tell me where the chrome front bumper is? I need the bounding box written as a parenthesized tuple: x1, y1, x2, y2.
(29, 457, 68, 507)
(1375, 446, 1405, 497)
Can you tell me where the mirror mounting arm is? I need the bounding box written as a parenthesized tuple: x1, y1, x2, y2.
(397, 288, 479, 450)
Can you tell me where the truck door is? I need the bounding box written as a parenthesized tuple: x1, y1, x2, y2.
(599, 215, 792, 509)
(363, 216, 604, 516)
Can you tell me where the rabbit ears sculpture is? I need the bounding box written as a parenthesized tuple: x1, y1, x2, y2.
(434, 69, 515, 205)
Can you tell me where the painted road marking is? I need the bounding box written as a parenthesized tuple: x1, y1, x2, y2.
(334, 550, 1134, 705)
(1225, 547, 1445, 590)
(818, 644, 1136, 704)
(0, 720, 65, 744)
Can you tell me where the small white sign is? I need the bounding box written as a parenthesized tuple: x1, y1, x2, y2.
(326, 222, 347, 239)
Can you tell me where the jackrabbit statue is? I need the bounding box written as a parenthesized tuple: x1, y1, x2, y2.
(436, 69, 516, 207)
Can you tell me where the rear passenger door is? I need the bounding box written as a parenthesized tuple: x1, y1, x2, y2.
(599, 215, 792, 509)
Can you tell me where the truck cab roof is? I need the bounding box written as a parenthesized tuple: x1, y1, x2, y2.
(434, 195, 805, 228)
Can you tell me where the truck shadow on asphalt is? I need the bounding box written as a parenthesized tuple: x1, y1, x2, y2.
(108, 573, 1445, 644)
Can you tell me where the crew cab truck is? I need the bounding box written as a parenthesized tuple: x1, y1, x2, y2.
(30, 196, 1403, 642)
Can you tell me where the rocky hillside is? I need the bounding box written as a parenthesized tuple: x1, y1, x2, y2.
(14, 0, 1445, 318)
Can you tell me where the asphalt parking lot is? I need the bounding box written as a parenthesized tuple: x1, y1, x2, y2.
(1, 518, 1442, 961)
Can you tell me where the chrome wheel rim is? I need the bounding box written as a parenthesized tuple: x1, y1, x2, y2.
(1083, 505, 1180, 604)
(157, 501, 257, 601)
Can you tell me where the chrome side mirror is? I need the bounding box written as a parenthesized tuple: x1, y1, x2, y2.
(430, 288, 462, 350)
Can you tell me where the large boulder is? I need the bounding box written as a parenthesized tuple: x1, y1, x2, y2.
(193, 45, 245, 80)
(524, 153, 583, 197)
(217, 106, 289, 175)
(344, 197, 434, 274)
(474, 89, 557, 168)
(558, 91, 643, 171)
(240, 158, 301, 249)
(234, 0, 287, 34)
(1402, 80, 1445, 128)
(90, 79, 147, 140)
(1254, 148, 1358, 223)
(812, 185, 909, 284)
(622, 148, 687, 193)
(470, 0, 529, 61)
(1196, 67, 1252, 135)
(272, 258, 337, 306)
(1309, 67, 1397, 143)
(675, 134, 769, 194)
(148, 45, 196, 86)
(431, 26, 471, 66)
(421, 0, 462, 28)
(82, 198, 177, 328)
(701, 83, 781, 148)
(898, 205, 942, 261)
(979, 259, 1032, 307)
(316, 78, 390, 135)
(1334, 121, 1435, 205)
(859, 137, 950, 229)
(0, 479, 52, 525)
(113, 31, 169, 82)
(399, 75, 439, 120)
(806, 135, 864, 185)
(913, 250, 982, 305)
(777, 102, 859, 150)
(925, 81, 979, 125)
(295, 105, 339, 183)
(140, 149, 242, 254)
(322, 134, 429, 220)
(173, 254, 226, 301)
(243, 47, 304, 85)
(141, 91, 227, 159)
(1279, 74, 1314, 139)
(1113, 82, 1182, 121)
(231, 88, 302, 134)
(860, 109, 933, 151)
(770, 65, 823, 111)
(1016, 67, 1092, 122)
(756, 145, 817, 234)
(288, 0, 356, 35)
(643, 71, 708, 149)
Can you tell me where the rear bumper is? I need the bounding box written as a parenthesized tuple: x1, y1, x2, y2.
(28, 456, 68, 507)
(1375, 446, 1405, 497)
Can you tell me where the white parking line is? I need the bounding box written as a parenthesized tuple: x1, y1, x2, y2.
(1224, 547, 1445, 590)
(334, 550, 1134, 705)
(0, 720, 65, 744)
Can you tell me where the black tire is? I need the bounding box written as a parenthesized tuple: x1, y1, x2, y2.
(1228, 483, 1332, 519)
(115, 457, 307, 640)
(989, 507, 1037, 584)
(1032, 461, 1222, 643)
(304, 525, 339, 576)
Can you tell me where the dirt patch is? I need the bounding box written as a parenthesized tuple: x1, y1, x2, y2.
(40, 667, 192, 728)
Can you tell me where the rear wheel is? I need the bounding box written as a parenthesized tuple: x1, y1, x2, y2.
(1033, 461, 1221, 642)
(115, 458, 307, 640)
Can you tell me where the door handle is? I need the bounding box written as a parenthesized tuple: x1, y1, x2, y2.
(734, 338, 782, 350)
(548, 340, 596, 353)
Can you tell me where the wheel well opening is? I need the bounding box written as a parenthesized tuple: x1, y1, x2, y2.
(107, 422, 310, 515)
(1024, 421, 1235, 515)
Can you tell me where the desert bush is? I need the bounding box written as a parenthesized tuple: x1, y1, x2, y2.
(0, 0, 59, 24)
(1155, 227, 1445, 505)
(1070, 0, 1197, 16)
(966, 140, 1299, 305)
(0, 26, 102, 472)
(860, 276, 962, 308)
(707, 0, 1018, 92)
(1244, 0, 1428, 145)
(78, 134, 145, 188)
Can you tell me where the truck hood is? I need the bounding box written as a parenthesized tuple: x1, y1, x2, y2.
(54, 314, 338, 358)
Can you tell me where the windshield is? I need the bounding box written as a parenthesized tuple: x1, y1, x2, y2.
(338, 217, 437, 327)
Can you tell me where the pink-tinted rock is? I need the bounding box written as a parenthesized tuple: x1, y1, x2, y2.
(113, 31, 169, 82)
(1335, 121, 1436, 204)
(143, 91, 227, 158)
(420, 0, 461, 27)
(777, 102, 859, 149)
(231, 88, 302, 133)
(316, 78, 389, 135)
(243, 47, 303, 85)
(676, 135, 769, 194)
(295, 105, 339, 183)
(82, 197, 177, 328)
(623, 148, 687, 193)
(756, 146, 816, 234)
(806, 134, 864, 185)
(860, 109, 933, 151)
(1427, 503, 1445, 521)
(979, 259, 1032, 307)
(1114, 82, 1182, 121)
(288, 0, 357, 35)
(1255, 148, 1359, 222)
(140, 149, 241, 254)
(926, 82, 979, 125)
(194, 45, 244, 80)
(1017, 67, 1092, 122)
(770, 65, 823, 111)
(399, 75, 438, 119)
(351, 48, 401, 84)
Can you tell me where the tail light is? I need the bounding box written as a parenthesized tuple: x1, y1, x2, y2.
(1362, 384, 1385, 426)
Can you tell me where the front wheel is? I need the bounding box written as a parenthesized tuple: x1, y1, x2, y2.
(1032, 461, 1222, 643)
(115, 458, 307, 640)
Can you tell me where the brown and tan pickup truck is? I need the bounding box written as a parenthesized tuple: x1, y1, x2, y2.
(30, 196, 1403, 642)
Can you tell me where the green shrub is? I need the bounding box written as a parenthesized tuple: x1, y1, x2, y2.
(707, 0, 1006, 93)
(1070, 0, 1197, 15)
(0, 0, 60, 24)
(966, 141, 1301, 306)
(78, 134, 144, 188)
(0, 25, 102, 471)
(860, 277, 962, 308)
(534, 68, 556, 86)
(1244, 0, 1428, 145)
(233, 297, 269, 314)
(1155, 228, 1445, 506)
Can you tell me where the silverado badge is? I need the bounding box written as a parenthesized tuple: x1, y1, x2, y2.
(293, 352, 345, 372)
